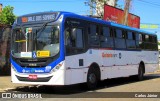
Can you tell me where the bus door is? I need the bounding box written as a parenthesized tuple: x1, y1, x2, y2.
(64, 19, 87, 84)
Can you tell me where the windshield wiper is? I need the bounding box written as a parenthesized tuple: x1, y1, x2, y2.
(34, 21, 53, 51)
(36, 21, 54, 39)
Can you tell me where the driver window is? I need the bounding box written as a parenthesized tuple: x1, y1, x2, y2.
(65, 28, 84, 48)
(65, 27, 84, 55)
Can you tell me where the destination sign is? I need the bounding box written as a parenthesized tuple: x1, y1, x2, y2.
(20, 13, 58, 23)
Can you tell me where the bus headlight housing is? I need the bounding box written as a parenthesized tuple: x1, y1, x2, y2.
(51, 62, 63, 72)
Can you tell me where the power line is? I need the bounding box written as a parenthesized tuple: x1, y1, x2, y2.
(141, 23, 160, 25)
(137, 0, 160, 7)
(0, 0, 82, 3)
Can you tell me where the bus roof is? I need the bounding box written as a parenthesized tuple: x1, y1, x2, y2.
(16, 11, 156, 36)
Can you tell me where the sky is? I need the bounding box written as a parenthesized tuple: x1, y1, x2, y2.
(1, 0, 160, 39)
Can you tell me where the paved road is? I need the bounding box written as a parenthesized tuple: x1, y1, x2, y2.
(0, 71, 160, 101)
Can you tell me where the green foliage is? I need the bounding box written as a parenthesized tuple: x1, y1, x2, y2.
(158, 42, 160, 46)
(0, 5, 16, 25)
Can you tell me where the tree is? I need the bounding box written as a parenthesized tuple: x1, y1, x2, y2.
(85, 0, 119, 18)
(0, 5, 16, 25)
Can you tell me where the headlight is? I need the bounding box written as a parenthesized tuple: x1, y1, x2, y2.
(51, 62, 63, 72)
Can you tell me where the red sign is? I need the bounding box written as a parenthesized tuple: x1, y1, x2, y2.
(28, 75, 37, 80)
(103, 4, 140, 28)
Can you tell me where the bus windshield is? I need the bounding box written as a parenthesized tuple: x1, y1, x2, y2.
(11, 25, 60, 58)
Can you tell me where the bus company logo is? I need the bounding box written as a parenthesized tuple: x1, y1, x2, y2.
(22, 69, 29, 73)
(102, 53, 118, 58)
(31, 68, 35, 73)
(2, 93, 11, 98)
(45, 66, 52, 72)
(22, 69, 25, 73)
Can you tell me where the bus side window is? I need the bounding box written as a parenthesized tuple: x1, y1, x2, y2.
(136, 33, 143, 49)
(65, 27, 84, 55)
(88, 24, 100, 47)
(114, 29, 126, 49)
(145, 35, 150, 50)
(71, 28, 84, 48)
(152, 36, 158, 50)
(148, 35, 154, 50)
(100, 26, 114, 48)
(126, 31, 136, 49)
(136, 33, 140, 49)
(141, 34, 145, 49)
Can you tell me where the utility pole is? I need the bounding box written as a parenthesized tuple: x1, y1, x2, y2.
(123, 0, 131, 25)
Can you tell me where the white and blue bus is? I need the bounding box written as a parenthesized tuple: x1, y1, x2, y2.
(11, 11, 159, 89)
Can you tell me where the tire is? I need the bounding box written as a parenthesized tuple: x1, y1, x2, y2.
(137, 64, 144, 81)
(87, 67, 98, 90)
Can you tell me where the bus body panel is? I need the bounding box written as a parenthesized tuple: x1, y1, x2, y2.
(64, 49, 159, 84)
(11, 50, 159, 85)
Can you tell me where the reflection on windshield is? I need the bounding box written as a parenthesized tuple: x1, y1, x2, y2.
(11, 26, 60, 58)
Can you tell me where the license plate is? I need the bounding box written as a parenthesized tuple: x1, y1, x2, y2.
(28, 75, 37, 80)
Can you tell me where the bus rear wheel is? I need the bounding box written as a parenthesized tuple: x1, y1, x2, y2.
(137, 64, 144, 81)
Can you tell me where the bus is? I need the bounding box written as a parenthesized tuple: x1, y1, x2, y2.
(11, 11, 159, 89)
(0, 25, 11, 75)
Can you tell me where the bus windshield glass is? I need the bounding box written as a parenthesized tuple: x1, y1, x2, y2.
(11, 25, 60, 58)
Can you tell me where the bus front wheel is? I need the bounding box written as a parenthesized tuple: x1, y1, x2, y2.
(87, 67, 98, 90)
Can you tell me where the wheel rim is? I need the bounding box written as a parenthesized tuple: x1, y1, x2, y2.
(139, 67, 143, 80)
(89, 73, 96, 84)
